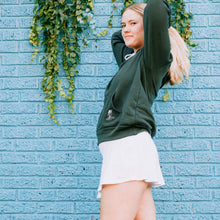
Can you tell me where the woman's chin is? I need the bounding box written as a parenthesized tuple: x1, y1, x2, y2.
(125, 42, 134, 49)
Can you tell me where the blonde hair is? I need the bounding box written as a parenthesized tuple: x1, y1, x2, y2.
(123, 3, 190, 85)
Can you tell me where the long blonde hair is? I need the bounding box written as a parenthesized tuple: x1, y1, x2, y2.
(123, 3, 190, 85)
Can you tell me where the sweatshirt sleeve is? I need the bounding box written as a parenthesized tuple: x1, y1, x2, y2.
(111, 30, 134, 67)
(143, 0, 173, 75)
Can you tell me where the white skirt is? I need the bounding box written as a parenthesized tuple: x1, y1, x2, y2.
(97, 131, 165, 199)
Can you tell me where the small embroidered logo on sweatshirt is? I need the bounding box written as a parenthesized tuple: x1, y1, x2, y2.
(106, 109, 115, 121)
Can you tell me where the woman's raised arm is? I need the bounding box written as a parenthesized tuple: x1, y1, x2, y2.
(143, 0, 173, 75)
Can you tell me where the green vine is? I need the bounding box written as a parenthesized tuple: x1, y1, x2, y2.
(29, 0, 94, 124)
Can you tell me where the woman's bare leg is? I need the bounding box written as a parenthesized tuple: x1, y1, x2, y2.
(134, 185, 156, 220)
(100, 180, 148, 220)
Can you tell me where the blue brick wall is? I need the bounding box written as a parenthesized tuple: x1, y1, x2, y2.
(0, 0, 219, 219)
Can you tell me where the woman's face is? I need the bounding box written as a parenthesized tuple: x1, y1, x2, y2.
(121, 9, 144, 53)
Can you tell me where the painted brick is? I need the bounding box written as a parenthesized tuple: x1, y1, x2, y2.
(39, 126, 76, 138)
(3, 29, 30, 40)
(21, 0, 35, 3)
(74, 202, 100, 213)
(155, 102, 194, 114)
(212, 89, 220, 100)
(215, 165, 220, 175)
(17, 17, 33, 28)
(173, 215, 212, 220)
(81, 52, 112, 64)
(156, 126, 194, 138)
(174, 89, 211, 101)
(0, 0, 19, 4)
(17, 65, 44, 77)
(209, 15, 220, 26)
(38, 152, 75, 164)
(195, 152, 220, 163)
(0, 202, 36, 214)
(0, 90, 19, 102)
(0, 165, 56, 176)
(190, 40, 207, 52)
(192, 27, 220, 39)
(97, 64, 118, 76)
(2, 103, 38, 114)
(173, 189, 212, 201)
(56, 189, 95, 201)
(175, 164, 213, 176)
(57, 165, 101, 176)
(192, 52, 220, 64)
(77, 65, 95, 76)
(0, 190, 16, 201)
(19, 41, 43, 53)
(2, 6, 34, 17)
(0, 41, 17, 52)
(190, 64, 210, 76)
(193, 77, 220, 88)
(195, 126, 220, 138)
(212, 65, 220, 75)
(0, 66, 17, 76)
(0, 140, 14, 151)
(156, 202, 192, 214)
(55, 139, 92, 151)
(79, 102, 103, 114)
(154, 139, 172, 151)
(160, 152, 194, 163)
(76, 77, 110, 89)
(152, 189, 172, 201)
(196, 177, 220, 188)
(36, 202, 73, 214)
(193, 202, 220, 213)
(3, 127, 37, 138)
(163, 177, 196, 189)
(16, 139, 52, 151)
(18, 190, 55, 201)
(172, 139, 211, 151)
(190, 4, 220, 14)
(0, 18, 16, 28)
(174, 114, 212, 125)
(154, 114, 174, 125)
(2, 152, 38, 164)
(213, 140, 220, 151)
(3, 78, 38, 89)
(209, 39, 220, 52)
(190, 15, 208, 27)
(75, 152, 102, 163)
(160, 164, 174, 176)
(41, 177, 78, 189)
(194, 101, 220, 113)
(77, 126, 97, 138)
(5, 215, 53, 220)
(3, 178, 39, 189)
(78, 177, 100, 189)
(2, 53, 36, 65)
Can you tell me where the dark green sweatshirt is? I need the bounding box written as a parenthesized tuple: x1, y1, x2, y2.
(96, 0, 173, 145)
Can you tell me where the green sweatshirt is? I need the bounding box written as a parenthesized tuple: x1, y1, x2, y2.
(96, 0, 173, 145)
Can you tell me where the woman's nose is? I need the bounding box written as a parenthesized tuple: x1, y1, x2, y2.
(123, 25, 130, 32)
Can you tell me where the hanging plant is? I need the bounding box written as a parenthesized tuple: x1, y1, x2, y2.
(29, 0, 94, 124)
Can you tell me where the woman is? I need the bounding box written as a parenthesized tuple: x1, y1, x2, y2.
(96, 0, 190, 219)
